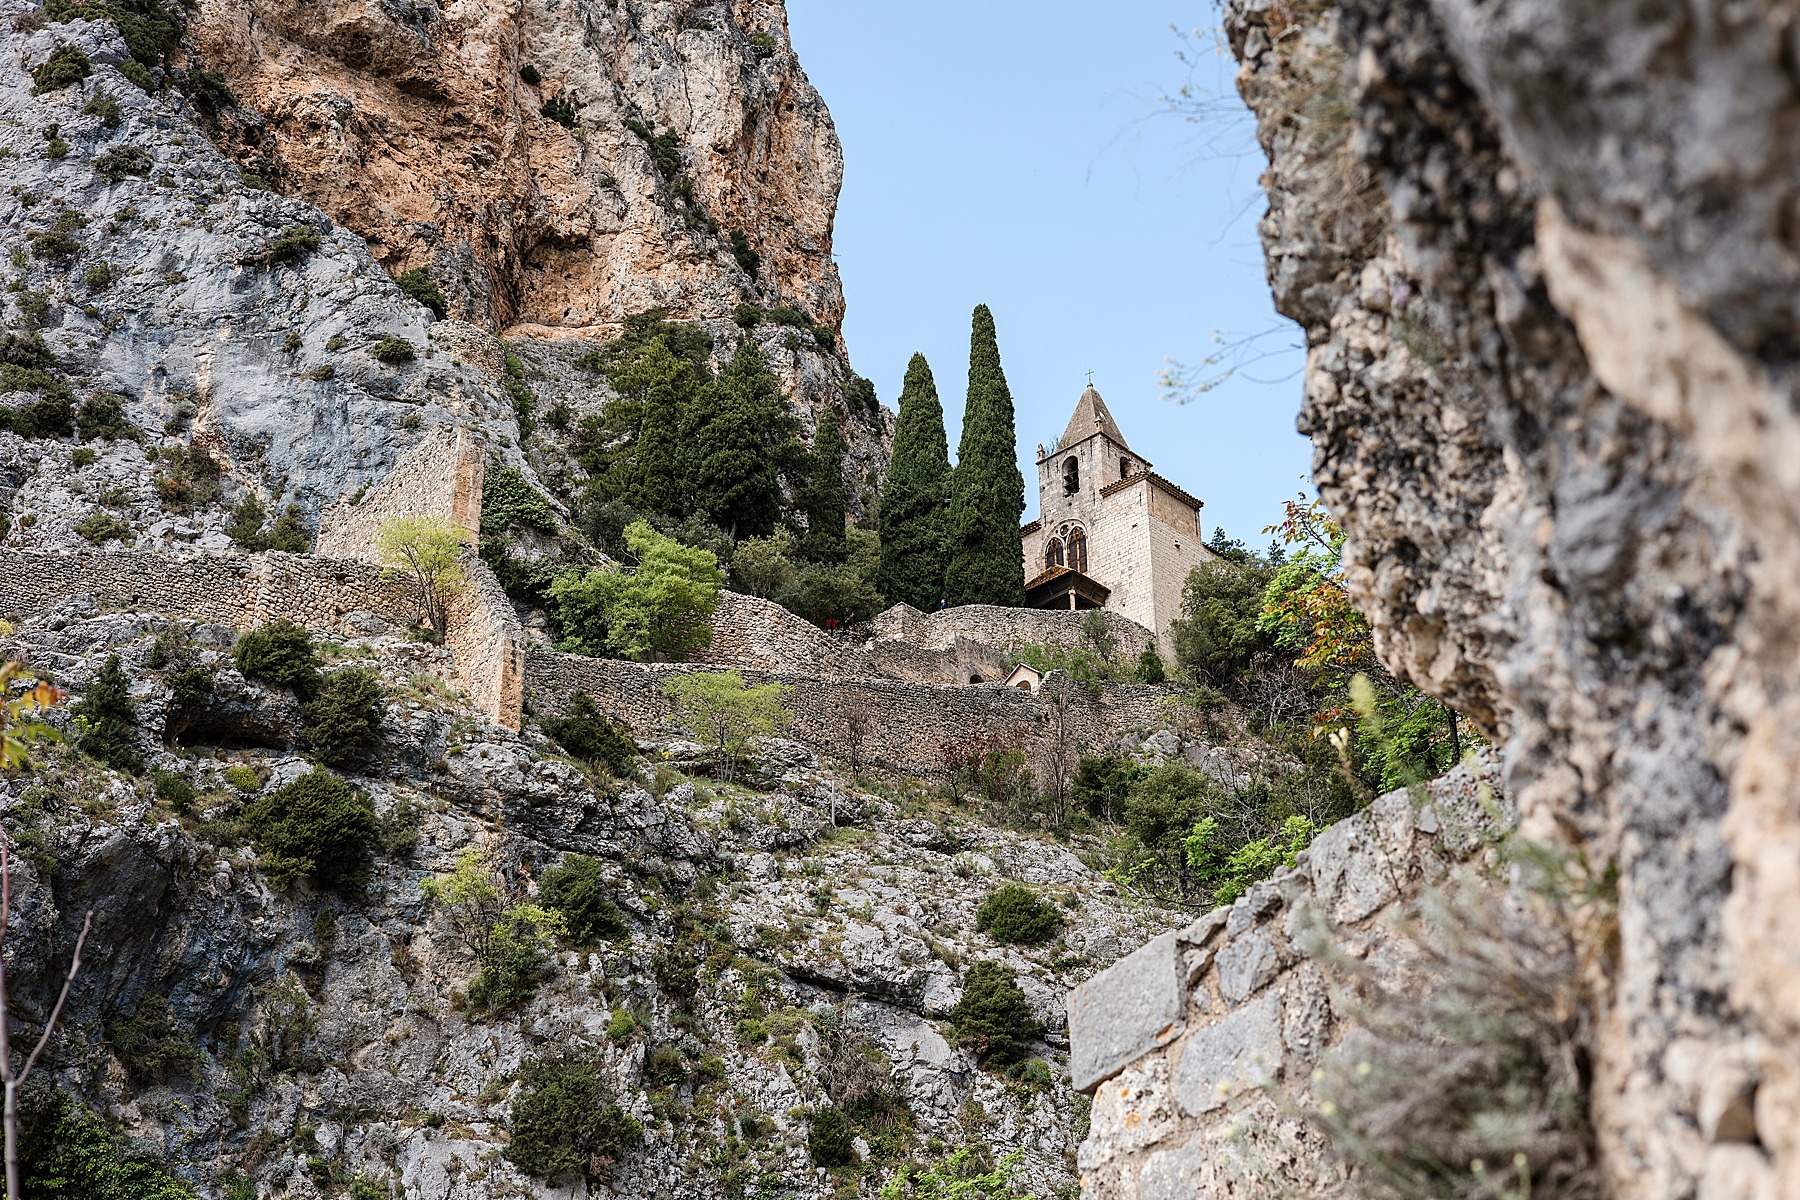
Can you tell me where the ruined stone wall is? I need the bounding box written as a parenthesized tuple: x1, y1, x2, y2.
(1072, 759, 1508, 1198)
(315, 424, 486, 562)
(871, 604, 1157, 665)
(525, 649, 1172, 777)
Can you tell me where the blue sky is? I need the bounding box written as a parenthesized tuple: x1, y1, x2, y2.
(785, 1, 1311, 545)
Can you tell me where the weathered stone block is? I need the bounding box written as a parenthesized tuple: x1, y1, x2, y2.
(1215, 928, 1280, 1004)
(1069, 929, 1183, 1092)
(1173, 992, 1284, 1115)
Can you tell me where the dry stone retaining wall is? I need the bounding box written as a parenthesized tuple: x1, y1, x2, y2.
(1070, 758, 1509, 1198)
(873, 603, 1157, 664)
(315, 424, 485, 561)
(525, 649, 1173, 777)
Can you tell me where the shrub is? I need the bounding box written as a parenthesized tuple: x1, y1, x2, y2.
(519, 63, 541, 85)
(396, 267, 446, 318)
(73, 654, 142, 772)
(234, 619, 319, 696)
(623, 118, 681, 176)
(806, 1106, 855, 1167)
(0, 331, 54, 370)
(302, 667, 385, 766)
(465, 905, 562, 1012)
(149, 765, 195, 812)
(77, 391, 135, 440)
(30, 44, 91, 93)
(0, 391, 76, 439)
(82, 90, 122, 125)
(538, 854, 628, 945)
(72, 511, 132, 544)
(948, 962, 1040, 1065)
(375, 516, 467, 639)
(975, 884, 1062, 946)
(480, 463, 557, 535)
(267, 503, 309, 552)
(162, 665, 213, 743)
(267, 225, 322, 265)
(28, 211, 87, 262)
(224, 492, 267, 549)
(1135, 646, 1167, 683)
(240, 767, 378, 887)
(119, 58, 154, 92)
(223, 764, 261, 793)
(727, 228, 759, 276)
(187, 68, 236, 113)
(548, 520, 723, 660)
(541, 94, 577, 127)
(109, 995, 202, 1083)
(371, 336, 415, 364)
(70, 446, 96, 467)
(540, 692, 635, 774)
(94, 144, 154, 181)
(83, 261, 115, 291)
(505, 1054, 643, 1182)
(19, 1089, 196, 1200)
(152, 442, 222, 511)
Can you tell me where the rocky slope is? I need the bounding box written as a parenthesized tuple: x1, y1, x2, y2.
(4, 606, 1183, 1199)
(1222, 1, 1800, 1196)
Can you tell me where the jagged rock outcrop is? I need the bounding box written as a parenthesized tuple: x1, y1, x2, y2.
(1214, 1, 1800, 1196)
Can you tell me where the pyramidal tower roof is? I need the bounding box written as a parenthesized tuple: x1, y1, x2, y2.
(1061, 383, 1130, 452)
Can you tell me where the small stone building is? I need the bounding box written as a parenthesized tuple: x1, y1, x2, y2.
(1021, 385, 1220, 656)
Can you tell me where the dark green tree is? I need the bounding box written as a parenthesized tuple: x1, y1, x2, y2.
(74, 654, 141, 772)
(685, 341, 796, 538)
(876, 353, 952, 610)
(943, 306, 1026, 607)
(796, 409, 848, 563)
(579, 337, 701, 519)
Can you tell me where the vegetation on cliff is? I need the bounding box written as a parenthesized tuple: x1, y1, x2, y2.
(943, 306, 1027, 607)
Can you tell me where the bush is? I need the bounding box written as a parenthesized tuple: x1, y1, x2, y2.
(505, 1054, 643, 1182)
(31, 44, 91, 93)
(975, 884, 1062, 946)
(151, 442, 222, 512)
(240, 767, 378, 888)
(0, 331, 54, 370)
(72, 511, 132, 545)
(548, 520, 723, 660)
(77, 391, 135, 440)
(519, 63, 541, 85)
(74, 654, 142, 772)
(82, 90, 122, 125)
(1172, 559, 1275, 688)
(661, 670, 790, 781)
(162, 665, 213, 743)
(83, 261, 114, 291)
(538, 854, 628, 945)
(480, 463, 558, 535)
(0, 391, 75, 439)
(948, 962, 1040, 1065)
(396, 267, 446, 318)
(19, 1089, 196, 1200)
(541, 94, 577, 128)
(1135, 646, 1167, 683)
(1072, 755, 1146, 824)
(149, 765, 195, 812)
(806, 1106, 855, 1168)
(267, 503, 309, 552)
(223, 764, 261, 793)
(109, 995, 202, 1083)
(540, 692, 635, 774)
(94, 144, 153, 181)
(267, 225, 322, 265)
(225, 492, 268, 549)
(301, 667, 385, 766)
(371, 336, 415, 364)
(28, 210, 88, 262)
(465, 906, 561, 1013)
(234, 619, 319, 696)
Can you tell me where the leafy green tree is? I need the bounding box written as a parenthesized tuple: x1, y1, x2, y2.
(538, 854, 629, 944)
(1172, 560, 1276, 688)
(948, 962, 1040, 1065)
(1185, 814, 1318, 906)
(580, 337, 699, 519)
(796, 410, 848, 563)
(944, 306, 1026, 607)
(241, 768, 378, 888)
(421, 849, 567, 1013)
(374, 516, 468, 639)
(876, 354, 952, 610)
(73, 654, 140, 772)
(661, 670, 791, 779)
(1121, 764, 1223, 901)
(548, 521, 723, 660)
(19, 1090, 196, 1200)
(1135, 646, 1167, 683)
(685, 341, 797, 539)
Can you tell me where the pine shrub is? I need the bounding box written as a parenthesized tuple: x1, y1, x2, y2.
(301, 668, 385, 766)
(948, 962, 1040, 1065)
(234, 619, 319, 696)
(30, 44, 91, 93)
(396, 267, 446, 319)
(371, 336, 415, 364)
(806, 1106, 855, 1167)
(538, 853, 628, 944)
(74, 654, 142, 772)
(975, 883, 1062, 946)
(505, 1054, 643, 1182)
(240, 767, 378, 887)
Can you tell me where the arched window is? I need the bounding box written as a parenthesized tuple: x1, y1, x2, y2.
(1045, 537, 1065, 570)
(1067, 527, 1089, 574)
(1062, 456, 1080, 495)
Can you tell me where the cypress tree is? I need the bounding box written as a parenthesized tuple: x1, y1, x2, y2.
(797, 409, 848, 563)
(876, 353, 952, 610)
(580, 337, 699, 520)
(943, 305, 1026, 607)
(685, 341, 795, 539)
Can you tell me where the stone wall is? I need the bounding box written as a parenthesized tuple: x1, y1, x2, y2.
(0, 548, 524, 730)
(525, 649, 1174, 778)
(871, 604, 1157, 665)
(1070, 758, 1509, 1198)
(315, 424, 485, 561)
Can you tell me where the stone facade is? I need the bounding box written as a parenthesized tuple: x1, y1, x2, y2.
(1022, 387, 1219, 658)
(1070, 758, 1509, 1198)
(316, 425, 486, 561)
(525, 649, 1176, 779)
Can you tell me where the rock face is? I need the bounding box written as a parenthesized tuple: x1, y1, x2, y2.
(1215, 1, 1800, 1196)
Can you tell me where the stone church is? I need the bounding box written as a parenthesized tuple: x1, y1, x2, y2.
(1020, 385, 1220, 656)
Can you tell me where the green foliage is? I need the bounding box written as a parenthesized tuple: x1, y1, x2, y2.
(47, 1, 187, 68)
(548, 521, 723, 660)
(807, 1106, 855, 1168)
(1118, 763, 1222, 901)
(944, 306, 1026, 606)
(348, 1178, 389, 1200)
(502, 344, 536, 439)
(223, 764, 260, 793)
(225, 492, 268, 549)
(302, 667, 385, 767)
(267, 225, 322, 266)
(31, 44, 92, 93)
(578, 335, 701, 519)
(466, 903, 564, 1012)
(1184, 814, 1317, 905)
(797, 410, 849, 562)
(539, 854, 629, 944)
(241, 768, 378, 887)
(186, 68, 237, 113)
(877, 353, 952, 611)
(0, 330, 55, 371)
(1072, 755, 1146, 823)
(28, 210, 88, 262)
(152, 442, 222, 512)
(1172, 559, 1276, 687)
(83, 90, 122, 125)
(234, 619, 320, 696)
(686, 341, 798, 539)
(733, 524, 886, 628)
(727, 228, 760, 276)
(480, 462, 558, 535)
(119, 58, 154, 91)
(375, 515, 467, 638)
(948, 962, 1040, 1065)
(94, 144, 153, 182)
(541, 94, 578, 127)
(879, 1149, 1029, 1200)
(1135, 646, 1167, 683)
(975, 883, 1062, 945)
(149, 765, 195, 812)
(519, 63, 542, 85)
(396, 266, 447, 318)
(109, 995, 202, 1083)
(623, 118, 682, 177)
(78, 391, 135, 440)
(74, 654, 141, 772)
(18, 1088, 196, 1200)
(540, 692, 636, 774)
(72, 511, 132, 544)
(83, 261, 115, 290)
(661, 670, 790, 778)
(371, 336, 416, 364)
(505, 1053, 643, 1182)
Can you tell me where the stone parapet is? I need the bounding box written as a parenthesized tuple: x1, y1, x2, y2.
(1070, 758, 1509, 1198)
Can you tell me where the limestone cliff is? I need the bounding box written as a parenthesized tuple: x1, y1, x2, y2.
(1212, 1, 1800, 1196)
